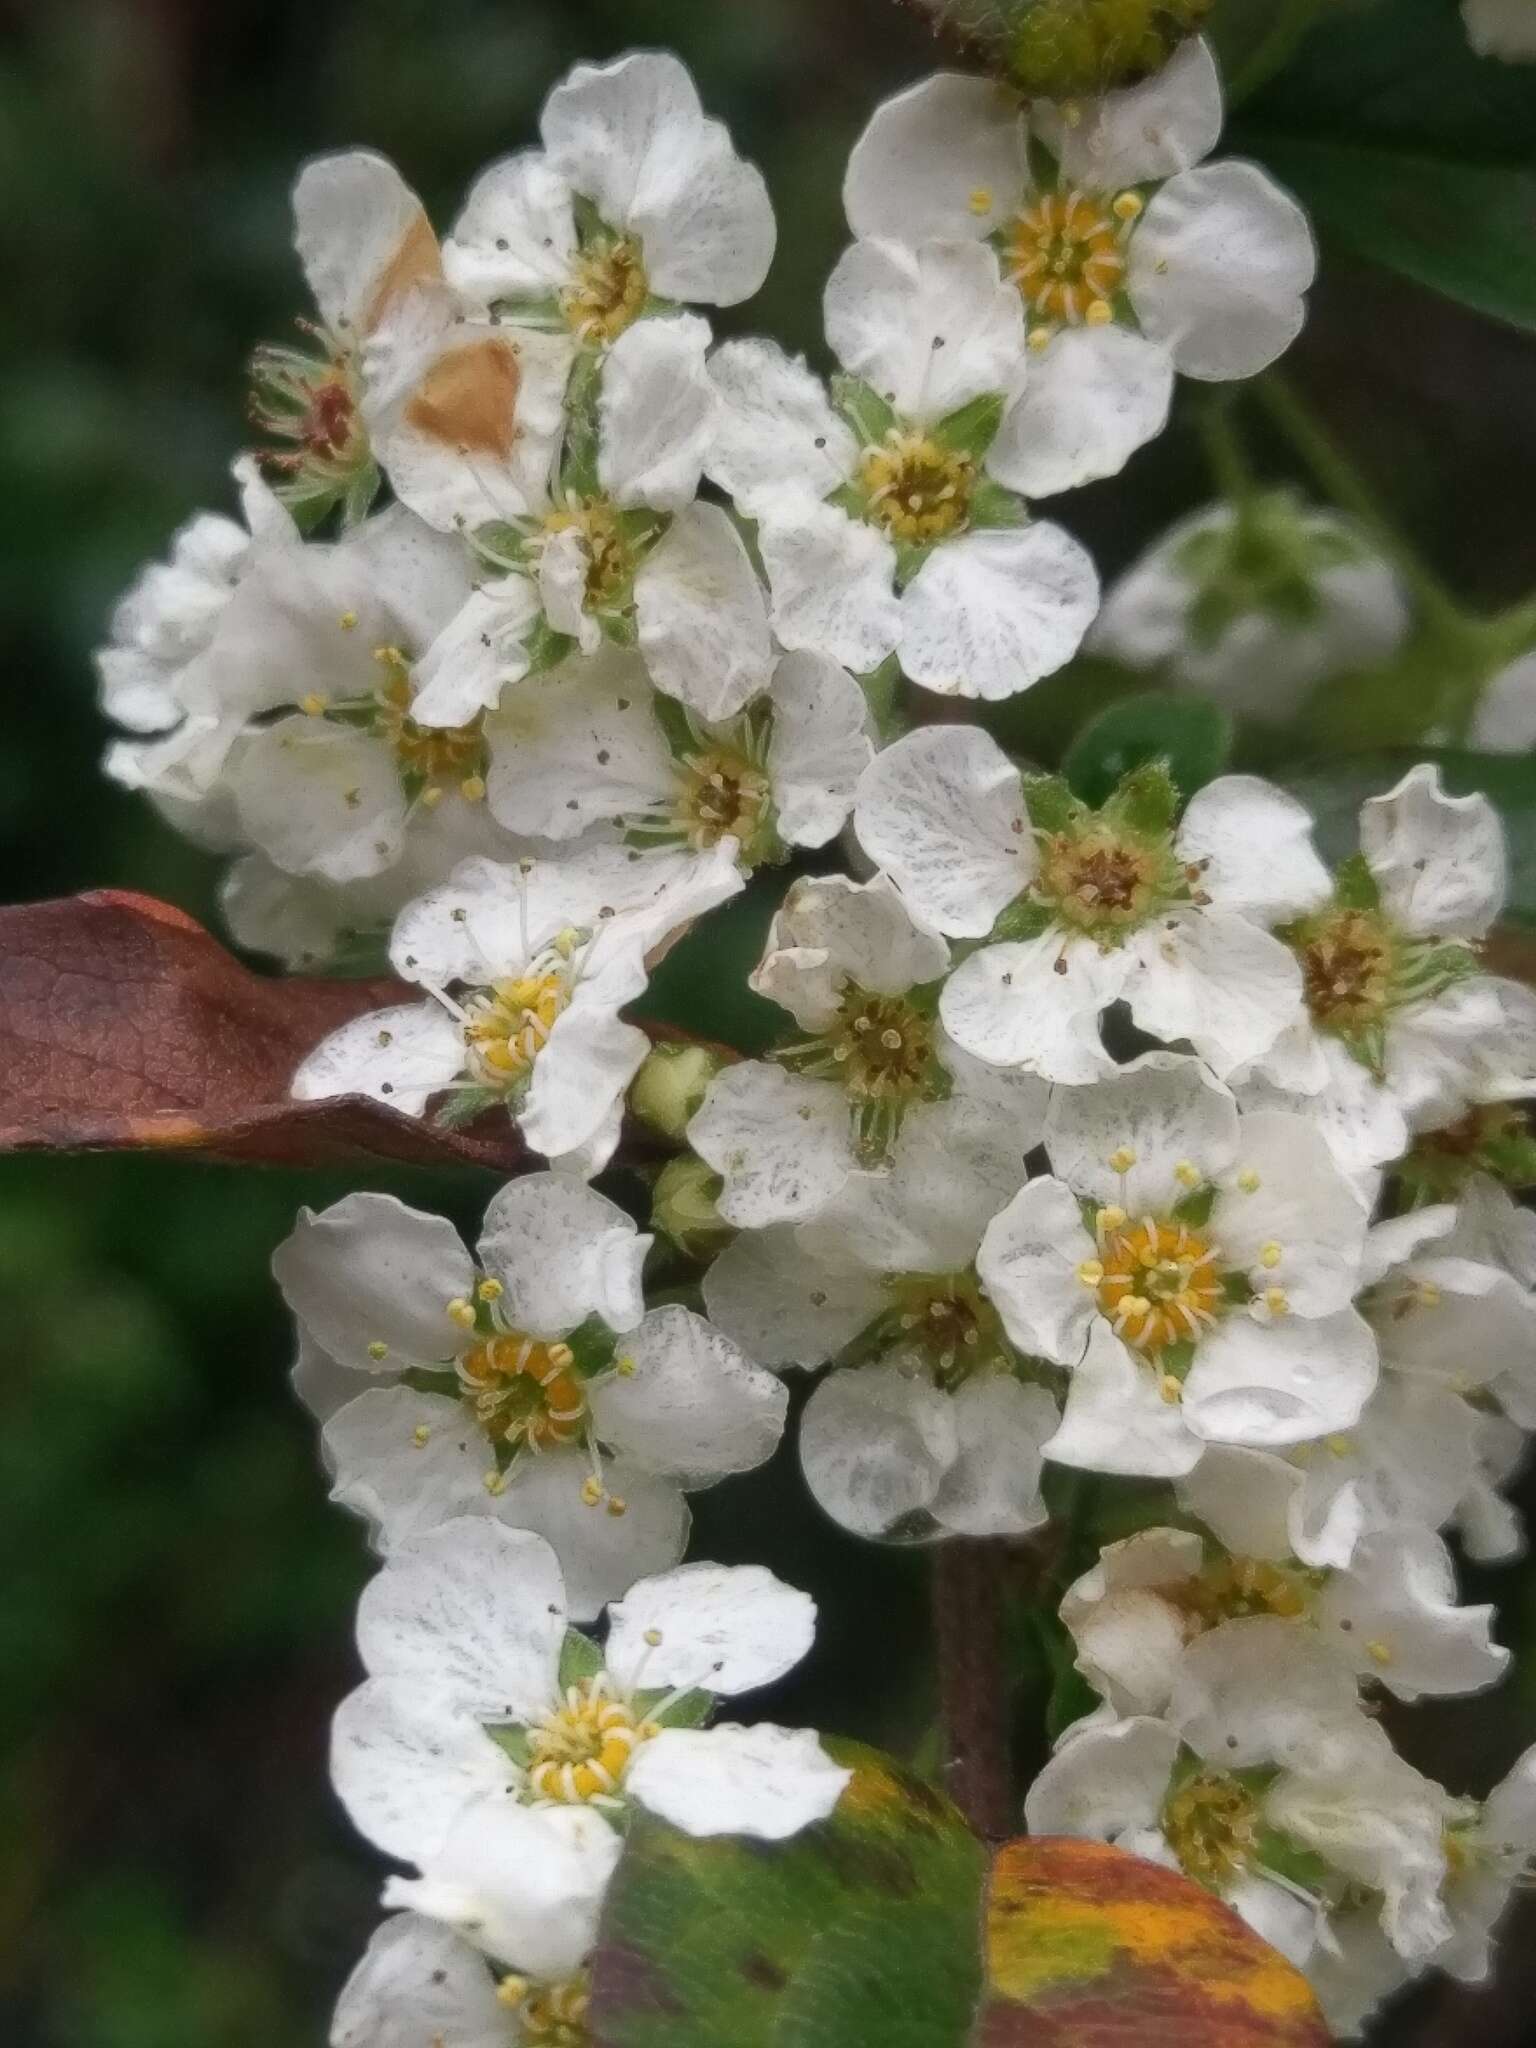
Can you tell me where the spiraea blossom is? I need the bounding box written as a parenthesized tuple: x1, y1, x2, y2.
(329, 1520, 849, 1868)
(689, 872, 1048, 1223)
(292, 840, 741, 1171)
(707, 238, 1099, 699)
(1090, 495, 1410, 724)
(704, 1083, 1056, 1540)
(482, 644, 873, 871)
(976, 1054, 1375, 1474)
(844, 39, 1315, 493)
(1238, 764, 1536, 1182)
(275, 1176, 786, 1615)
(855, 727, 1327, 1081)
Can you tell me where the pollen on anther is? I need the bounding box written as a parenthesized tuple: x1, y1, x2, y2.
(968, 185, 993, 215)
(1174, 1161, 1200, 1188)
(580, 1476, 604, 1507)
(1366, 1639, 1393, 1667)
(412, 1424, 432, 1448)
(644, 1628, 663, 1646)
(484, 1470, 508, 1495)
(461, 774, 487, 803)
(1260, 1242, 1283, 1269)
(447, 1297, 477, 1330)
(1085, 298, 1113, 326)
(338, 609, 359, 630)
(1076, 1259, 1105, 1287)
(1113, 191, 1143, 222)
(1237, 1169, 1261, 1193)
(1027, 325, 1053, 351)
(606, 1495, 628, 1517)
(477, 1278, 504, 1302)
(300, 693, 328, 716)
(367, 1340, 390, 1361)
(1262, 1286, 1289, 1316)
(1108, 1146, 1137, 1174)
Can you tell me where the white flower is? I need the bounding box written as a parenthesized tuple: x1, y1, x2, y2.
(1435, 1743, 1536, 1982)
(331, 1907, 597, 2048)
(855, 726, 1325, 1081)
(1464, 0, 1536, 60)
(291, 839, 741, 1172)
(1469, 647, 1536, 751)
(705, 1101, 1056, 1540)
(442, 52, 773, 336)
(484, 643, 872, 868)
(707, 239, 1098, 699)
(689, 872, 1048, 1224)
(276, 1177, 785, 1615)
(1090, 497, 1409, 724)
(329, 1520, 848, 1868)
(844, 42, 1314, 493)
(977, 1054, 1375, 1472)
(1237, 765, 1536, 1179)
(1026, 1623, 1460, 1969)
(1062, 1520, 1506, 1719)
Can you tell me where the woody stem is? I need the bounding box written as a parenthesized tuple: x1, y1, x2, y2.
(932, 1539, 1014, 1840)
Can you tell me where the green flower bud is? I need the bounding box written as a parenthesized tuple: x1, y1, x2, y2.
(628, 1041, 729, 1142)
(903, 0, 1216, 98)
(651, 1156, 732, 1261)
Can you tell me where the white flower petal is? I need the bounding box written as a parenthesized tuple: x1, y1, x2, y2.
(1210, 1109, 1369, 1315)
(854, 723, 1033, 937)
(940, 933, 1123, 1081)
(1124, 907, 1304, 1077)
(478, 1172, 648, 1337)
(1359, 762, 1506, 940)
(355, 1516, 566, 1718)
(486, 651, 675, 840)
(703, 1225, 883, 1373)
(1175, 1446, 1301, 1564)
(625, 1723, 850, 1839)
(758, 494, 902, 675)
(799, 1364, 957, 1538)
(274, 1193, 477, 1369)
(322, 1387, 490, 1549)
(330, 1677, 517, 1864)
(410, 577, 540, 728)
(1183, 1307, 1378, 1449)
(1169, 1615, 1364, 1770)
(1035, 37, 1224, 189)
(229, 717, 409, 882)
(750, 872, 949, 1030)
(1176, 775, 1332, 923)
(898, 523, 1098, 700)
(293, 149, 440, 335)
(1471, 650, 1536, 753)
(1043, 1049, 1240, 1212)
(824, 238, 1024, 423)
(705, 339, 855, 509)
(766, 650, 874, 848)
(520, 994, 650, 1170)
(1044, 1319, 1206, 1477)
(442, 149, 576, 307)
(598, 313, 716, 510)
(633, 503, 773, 719)
(1129, 160, 1315, 382)
(987, 325, 1173, 498)
(932, 1377, 1057, 1538)
(291, 1001, 466, 1117)
(538, 525, 598, 647)
(844, 73, 1025, 243)
(689, 1061, 856, 1226)
(492, 1449, 689, 1622)
(976, 1176, 1097, 1363)
(1061, 1528, 1207, 1717)
(1314, 1528, 1508, 1702)
(1024, 1716, 1181, 1840)
(588, 1305, 787, 1485)
(331, 1915, 509, 2048)
(606, 1561, 816, 1696)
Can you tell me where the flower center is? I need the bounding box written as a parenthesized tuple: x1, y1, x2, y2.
(527, 1677, 655, 1803)
(561, 236, 649, 342)
(1036, 826, 1167, 936)
(371, 654, 488, 803)
(249, 323, 372, 511)
(457, 1330, 587, 1450)
(1092, 1212, 1224, 1356)
(461, 970, 572, 1084)
(860, 429, 975, 544)
(1162, 1769, 1261, 1891)
(1006, 190, 1133, 329)
(1177, 1556, 1315, 1627)
(501, 1972, 592, 2047)
(541, 497, 632, 611)
(675, 744, 774, 852)
(884, 1270, 1010, 1387)
(1295, 908, 1394, 1034)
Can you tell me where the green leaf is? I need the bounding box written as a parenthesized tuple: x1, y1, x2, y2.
(1248, 136, 1536, 333)
(932, 391, 1005, 459)
(1064, 691, 1232, 810)
(902, 1, 1217, 98)
(589, 1740, 987, 2048)
(830, 373, 896, 446)
(630, 875, 788, 1056)
(1280, 748, 1536, 927)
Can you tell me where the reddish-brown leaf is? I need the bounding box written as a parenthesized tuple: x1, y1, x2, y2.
(977, 1836, 1330, 2047)
(0, 891, 526, 1171)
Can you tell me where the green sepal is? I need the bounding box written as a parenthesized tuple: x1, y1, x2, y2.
(830, 372, 897, 447)
(1172, 1182, 1217, 1228)
(1105, 758, 1180, 839)
(471, 519, 532, 572)
(633, 1687, 714, 1730)
(486, 1722, 533, 1767)
(565, 1315, 620, 1380)
(858, 655, 907, 741)
(650, 689, 701, 760)
(599, 607, 639, 648)
(991, 896, 1054, 943)
(571, 192, 609, 245)
(1026, 126, 1061, 193)
(488, 291, 568, 333)
(560, 347, 605, 497)
(1159, 1338, 1197, 1384)
(1019, 770, 1080, 834)
(433, 1085, 508, 1131)
(524, 618, 578, 677)
(969, 478, 1029, 529)
(1331, 852, 1381, 913)
(932, 390, 1005, 459)
(559, 1628, 607, 1690)
(400, 1365, 461, 1397)
(1254, 1828, 1336, 1899)
(1220, 1273, 1255, 1308)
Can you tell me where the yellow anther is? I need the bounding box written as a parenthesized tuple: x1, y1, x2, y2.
(644, 1628, 663, 1646)
(1027, 324, 1054, 351)
(614, 1353, 637, 1377)
(483, 1469, 508, 1496)
(1096, 1204, 1127, 1233)
(367, 1340, 389, 1361)
(447, 1297, 478, 1330)
(1076, 1259, 1105, 1288)
(1174, 1161, 1200, 1188)
(1061, 100, 1083, 127)
(1259, 1242, 1283, 1269)
(1160, 1374, 1183, 1404)
(477, 1278, 503, 1302)
(580, 1476, 604, 1507)
(1366, 1639, 1393, 1667)
(1112, 190, 1144, 222)
(1326, 1435, 1353, 1458)
(496, 1974, 529, 2009)
(968, 185, 994, 216)
(606, 1495, 628, 1517)
(1108, 1146, 1137, 1174)
(1416, 1282, 1442, 1308)
(1237, 1169, 1261, 1193)
(412, 1424, 432, 1448)
(460, 774, 487, 803)
(1262, 1286, 1289, 1317)
(299, 693, 328, 716)
(1085, 297, 1113, 326)
(420, 784, 445, 808)
(338, 609, 359, 630)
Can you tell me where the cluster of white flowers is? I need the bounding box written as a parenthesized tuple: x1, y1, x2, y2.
(98, 34, 1536, 2046)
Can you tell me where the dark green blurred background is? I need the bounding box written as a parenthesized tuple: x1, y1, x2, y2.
(2, 3, 1535, 2042)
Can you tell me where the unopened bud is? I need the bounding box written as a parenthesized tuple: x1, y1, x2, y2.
(628, 1041, 730, 1142)
(651, 1154, 732, 1261)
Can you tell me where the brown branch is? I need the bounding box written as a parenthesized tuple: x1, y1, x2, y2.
(932, 1537, 1014, 1841)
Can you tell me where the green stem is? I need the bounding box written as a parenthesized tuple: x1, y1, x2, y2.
(1255, 373, 1472, 644)
(1196, 397, 1260, 517)
(1225, 0, 1331, 108)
